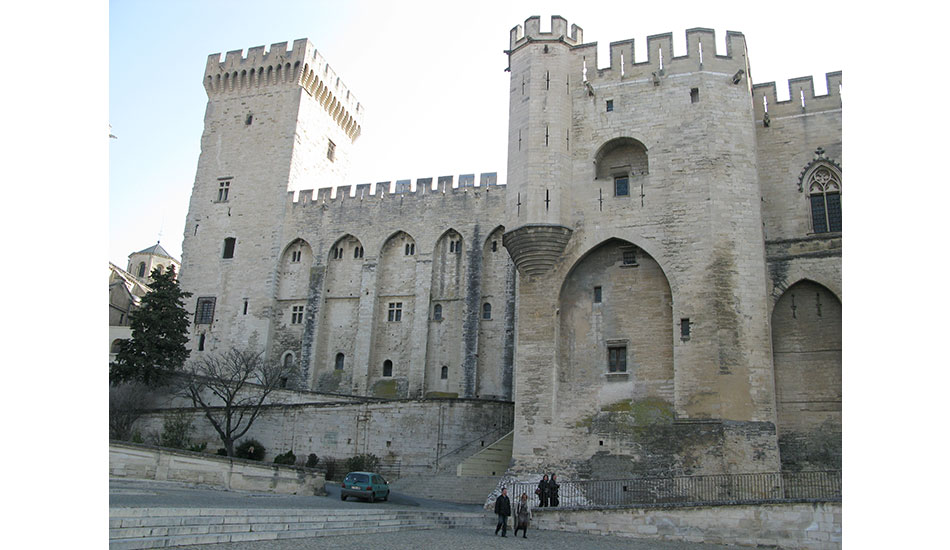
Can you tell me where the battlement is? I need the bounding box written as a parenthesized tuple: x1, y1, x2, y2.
(288, 172, 503, 207)
(579, 28, 749, 83)
(509, 15, 584, 51)
(753, 72, 842, 121)
(203, 38, 363, 141)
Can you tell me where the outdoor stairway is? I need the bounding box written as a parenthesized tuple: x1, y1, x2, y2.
(109, 507, 494, 549)
(456, 430, 512, 477)
(388, 472, 501, 505)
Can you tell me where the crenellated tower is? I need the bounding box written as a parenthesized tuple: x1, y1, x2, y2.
(180, 39, 364, 378)
(503, 16, 780, 480)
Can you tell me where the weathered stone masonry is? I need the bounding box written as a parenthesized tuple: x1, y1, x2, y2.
(179, 17, 841, 480)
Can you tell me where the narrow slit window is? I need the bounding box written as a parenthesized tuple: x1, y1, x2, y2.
(383, 360, 393, 377)
(690, 88, 699, 103)
(593, 286, 602, 303)
(482, 303, 492, 320)
(606, 99, 613, 112)
(222, 237, 236, 259)
(440, 366, 448, 380)
(681, 318, 691, 340)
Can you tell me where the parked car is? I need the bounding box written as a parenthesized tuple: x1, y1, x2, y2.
(340, 471, 390, 502)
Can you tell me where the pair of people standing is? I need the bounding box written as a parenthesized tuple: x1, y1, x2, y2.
(494, 488, 533, 538)
(535, 474, 560, 507)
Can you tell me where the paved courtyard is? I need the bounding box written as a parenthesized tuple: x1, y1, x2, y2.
(111, 479, 741, 549)
(171, 527, 740, 550)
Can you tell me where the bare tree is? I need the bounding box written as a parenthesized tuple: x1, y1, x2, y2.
(183, 348, 292, 457)
(109, 381, 156, 441)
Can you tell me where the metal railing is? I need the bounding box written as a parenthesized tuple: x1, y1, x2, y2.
(503, 470, 840, 509)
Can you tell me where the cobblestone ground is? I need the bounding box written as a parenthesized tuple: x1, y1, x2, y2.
(173, 528, 739, 550)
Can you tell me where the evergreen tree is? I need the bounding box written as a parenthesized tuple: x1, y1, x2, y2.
(110, 265, 192, 386)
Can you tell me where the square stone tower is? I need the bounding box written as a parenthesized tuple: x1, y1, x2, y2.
(179, 39, 363, 381)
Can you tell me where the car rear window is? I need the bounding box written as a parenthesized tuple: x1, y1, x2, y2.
(344, 473, 369, 483)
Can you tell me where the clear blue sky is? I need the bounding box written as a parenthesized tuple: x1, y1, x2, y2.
(108, 0, 847, 267)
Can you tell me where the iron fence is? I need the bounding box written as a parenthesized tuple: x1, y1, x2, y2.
(503, 470, 840, 509)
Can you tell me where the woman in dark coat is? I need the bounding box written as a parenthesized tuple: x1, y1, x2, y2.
(549, 473, 560, 507)
(536, 474, 549, 507)
(514, 492, 532, 538)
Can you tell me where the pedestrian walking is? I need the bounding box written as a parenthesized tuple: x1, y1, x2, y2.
(494, 487, 511, 537)
(536, 474, 549, 507)
(513, 492, 532, 538)
(549, 473, 560, 507)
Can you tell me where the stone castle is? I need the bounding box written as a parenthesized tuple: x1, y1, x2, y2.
(178, 16, 841, 479)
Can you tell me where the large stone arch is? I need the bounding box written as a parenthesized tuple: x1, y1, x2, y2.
(551, 238, 678, 476)
(369, 231, 417, 397)
(593, 137, 649, 180)
(476, 225, 514, 400)
(275, 238, 313, 300)
(771, 279, 841, 471)
(312, 234, 365, 392)
(424, 229, 465, 397)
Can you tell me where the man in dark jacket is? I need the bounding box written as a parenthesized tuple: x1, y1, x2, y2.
(494, 488, 511, 537)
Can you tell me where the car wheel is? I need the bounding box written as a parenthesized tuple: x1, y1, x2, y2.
(340, 494, 346, 501)
(382, 491, 389, 502)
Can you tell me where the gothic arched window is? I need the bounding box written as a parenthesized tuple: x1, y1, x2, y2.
(808, 166, 841, 233)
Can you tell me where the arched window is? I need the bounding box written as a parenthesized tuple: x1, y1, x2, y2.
(441, 366, 448, 379)
(433, 304, 443, 321)
(283, 353, 294, 368)
(482, 303, 492, 320)
(335, 352, 345, 370)
(808, 167, 841, 233)
(198, 333, 206, 351)
(223, 237, 236, 259)
(137, 262, 146, 277)
(383, 359, 393, 377)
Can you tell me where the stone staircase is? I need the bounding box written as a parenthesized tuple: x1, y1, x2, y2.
(109, 507, 494, 549)
(388, 473, 501, 505)
(456, 431, 512, 477)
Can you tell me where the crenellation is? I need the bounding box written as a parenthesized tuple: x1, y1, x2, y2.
(315, 188, 332, 202)
(585, 29, 748, 84)
(509, 15, 583, 51)
(181, 17, 840, 493)
(753, 72, 842, 120)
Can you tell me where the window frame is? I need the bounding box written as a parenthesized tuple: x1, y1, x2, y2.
(614, 175, 630, 197)
(387, 302, 403, 322)
(607, 345, 627, 373)
(195, 297, 216, 325)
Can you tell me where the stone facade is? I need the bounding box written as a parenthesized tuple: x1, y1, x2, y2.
(179, 17, 841, 479)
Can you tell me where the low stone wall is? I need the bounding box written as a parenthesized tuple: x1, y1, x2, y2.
(533, 502, 840, 550)
(109, 441, 326, 495)
(134, 398, 513, 471)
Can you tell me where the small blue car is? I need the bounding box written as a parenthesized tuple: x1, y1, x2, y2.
(340, 471, 390, 502)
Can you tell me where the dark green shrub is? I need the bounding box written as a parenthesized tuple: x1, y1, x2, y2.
(235, 439, 265, 461)
(306, 453, 319, 469)
(159, 410, 194, 450)
(216, 448, 227, 456)
(274, 450, 297, 465)
(344, 453, 380, 473)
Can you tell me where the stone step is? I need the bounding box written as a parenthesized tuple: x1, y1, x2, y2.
(110, 508, 494, 549)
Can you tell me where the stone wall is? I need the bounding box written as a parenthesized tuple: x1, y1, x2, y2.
(533, 502, 841, 549)
(109, 441, 325, 495)
(134, 398, 513, 472)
